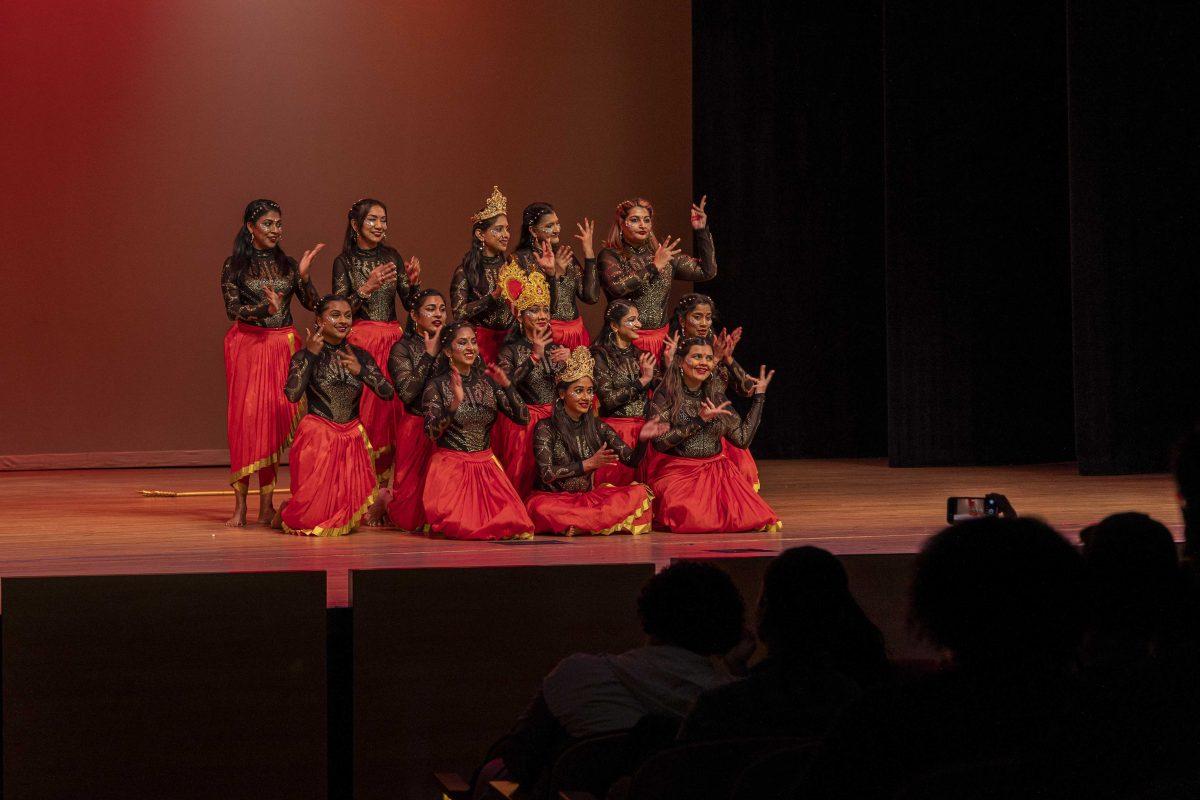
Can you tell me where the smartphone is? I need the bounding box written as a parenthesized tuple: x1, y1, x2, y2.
(946, 495, 1000, 524)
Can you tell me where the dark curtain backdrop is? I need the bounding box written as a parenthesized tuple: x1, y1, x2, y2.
(695, 0, 1200, 473)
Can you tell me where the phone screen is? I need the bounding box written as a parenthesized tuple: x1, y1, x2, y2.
(948, 496, 988, 523)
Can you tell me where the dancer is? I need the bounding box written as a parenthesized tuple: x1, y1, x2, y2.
(591, 301, 659, 486)
(526, 347, 667, 536)
(220, 198, 323, 527)
(332, 198, 423, 480)
(384, 289, 446, 531)
(450, 186, 524, 364)
(512, 202, 599, 348)
(275, 295, 395, 536)
(495, 262, 568, 497)
(599, 195, 717, 357)
(421, 321, 535, 540)
(648, 337, 780, 533)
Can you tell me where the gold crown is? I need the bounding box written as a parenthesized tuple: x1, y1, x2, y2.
(559, 346, 595, 384)
(469, 185, 507, 223)
(498, 259, 551, 315)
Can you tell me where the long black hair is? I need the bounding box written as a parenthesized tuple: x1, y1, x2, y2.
(342, 198, 389, 256)
(594, 300, 638, 351)
(516, 202, 555, 253)
(669, 293, 719, 338)
(404, 288, 447, 337)
(656, 335, 722, 424)
(549, 376, 602, 462)
(458, 215, 504, 298)
(229, 199, 291, 276)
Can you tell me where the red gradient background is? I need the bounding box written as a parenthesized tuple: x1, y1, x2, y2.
(0, 1, 692, 462)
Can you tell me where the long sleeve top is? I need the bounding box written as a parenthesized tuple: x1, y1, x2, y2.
(387, 334, 439, 417)
(220, 250, 319, 328)
(331, 244, 422, 322)
(497, 335, 566, 406)
(648, 385, 765, 458)
(716, 357, 756, 398)
(450, 253, 526, 330)
(422, 368, 528, 451)
(532, 415, 647, 493)
(592, 342, 654, 418)
(283, 342, 394, 424)
(513, 247, 600, 322)
(598, 228, 717, 329)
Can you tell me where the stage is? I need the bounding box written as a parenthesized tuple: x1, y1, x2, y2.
(0, 459, 1181, 610)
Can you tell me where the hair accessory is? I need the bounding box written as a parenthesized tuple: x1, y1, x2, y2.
(559, 346, 595, 385)
(470, 185, 507, 223)
(498, 259, 550, 315)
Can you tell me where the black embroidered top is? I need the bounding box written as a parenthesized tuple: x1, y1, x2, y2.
(387, 334, 439, 417)
(451, 253, 528, 330)
(512, 247, 600, 322)
(532, 414, 646, 493)
(648, 385, 765, 458)
(284, 342, 394, 424)
(332, 244, 422, 322)
(497, 335, 566, 406)
(592, 342, 655, 418)
(422, 368, 528, 451)
(598, 228, 717, 329)
(221, 250, 319, 328)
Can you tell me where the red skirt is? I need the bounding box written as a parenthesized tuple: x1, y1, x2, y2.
(526, 483, 654, 536)
(347, 320, 403, 464)
(223, 322, 303, 484)
(724, 441, 761, 492)
(280, 415, 376, 536)
(494, 403, 554, 497)
(595, 417, 645, 486)
(422, 447, 534, 540)
(632, 323, 669, 358)
(550, 316, 591, 348)
(386, 407, 434, 531)
(650, 451, 781, 533)
(475, 325, 507, 365)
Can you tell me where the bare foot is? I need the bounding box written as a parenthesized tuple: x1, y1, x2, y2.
(225, 496, 248, 527)
(270, 503, 284, 530)
(256, 502, 276, 526)
(363, 494, 389, 527)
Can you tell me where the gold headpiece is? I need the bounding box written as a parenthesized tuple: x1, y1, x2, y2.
(498, 259, 551, 315)
(559, 346, 595, 384)
(470, 185, 507, 223)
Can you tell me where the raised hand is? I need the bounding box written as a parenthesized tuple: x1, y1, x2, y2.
(336, 346, 362, 377)
(549, 346, 569, 366)
(297, 243, 326, 280)
(362, 261, 398, 295)
(582, 444, 619, 472)
(574, 218, 595, 259)
(662, 331, 680, 366)
(690, 195, 708, 230)
(531, 325, 553, 361)
(638, 351, 657, 386)
(264, 286, 283, 317)
(653, 235, 683, 270)
(305, 322, 326, 354)
(638, 418, 670, 441)
(699, 399, 735, 422)
(485, 362, 511, 388)
(422, 328, 439, 357)
(449, 369, 465, 412)
(712, 330, 731, 363)
(404, 256, 421, 285)
(554, 244, 574, 276)
(727, 326, 743, 357)
(750, 365, 775, 395)
(536, 239, 557, 274)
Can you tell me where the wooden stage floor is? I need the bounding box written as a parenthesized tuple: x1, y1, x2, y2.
(0, 459, 1182, 609)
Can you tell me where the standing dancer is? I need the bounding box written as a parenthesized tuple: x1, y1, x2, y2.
(384, 289, 447, 531)
(591, 301, 659, 487)
(599, 195, 717, 357)
(512, 202, 599, 348)
(275, 295, 395, 536)
(451, 186, 524, 364)
(648, 337, 780, 533)
(332, 198, 423, 481)
(221, 198, 323, 527)
(421, 321, 535, 540)
(526, 347, 667, 536)
(494, 262, 568, 497)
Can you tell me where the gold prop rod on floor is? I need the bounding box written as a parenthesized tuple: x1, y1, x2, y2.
(140, 489, 291, 497)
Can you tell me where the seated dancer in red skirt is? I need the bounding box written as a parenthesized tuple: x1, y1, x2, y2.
(332, 198, 423, 483)
(668, 293, 761, 491)
(526, 347, 669, 536)
(598, 194, 717, 358)
(221, 198, 324, 527)
(494, 262, 569, 497)
(383, 289, 446, 532)
(451, 186, 526, 365)
(648, 337, 780, 533)
(591, 300, 661, 487)
(274, 295, 396, 536)
(421, 321, 535, 540)
(512, 202, 599, 348)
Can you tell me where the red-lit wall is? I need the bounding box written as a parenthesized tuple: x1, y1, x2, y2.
(0, 1, 692, 462)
